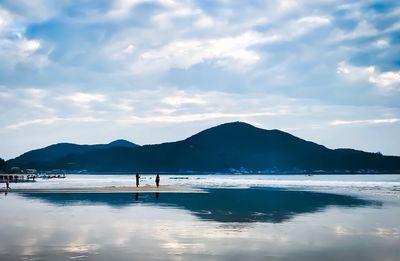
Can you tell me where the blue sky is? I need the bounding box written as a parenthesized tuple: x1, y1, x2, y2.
(0, 0, 400, 159)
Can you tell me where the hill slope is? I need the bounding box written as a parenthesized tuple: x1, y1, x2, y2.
(7, 122, 400, 173)
(8, 139, 139, 168)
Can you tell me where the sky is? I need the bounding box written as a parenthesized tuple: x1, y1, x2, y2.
(0, 0, 400, 159)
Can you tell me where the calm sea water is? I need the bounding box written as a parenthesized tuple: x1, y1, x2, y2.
(1, 175, 400, 260)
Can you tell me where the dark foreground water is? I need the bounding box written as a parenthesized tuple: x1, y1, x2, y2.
(0, 188, 399, 260)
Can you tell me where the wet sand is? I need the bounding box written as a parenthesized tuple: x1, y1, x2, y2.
(0, 185, 204, 193)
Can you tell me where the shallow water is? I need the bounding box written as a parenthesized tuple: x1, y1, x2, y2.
(7, 174, 400, 198)
(0, 186, 399, 261)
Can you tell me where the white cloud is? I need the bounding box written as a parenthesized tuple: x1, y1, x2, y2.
(330, 118, 400, 126)
(60, 92, 107, 104)
(0, 34, 45, 69)
(5, 0, 62, 22)
(1, 0, 400, 158)
(336, 61, 375, 80)
(163, 95, 207, 106)
(5, 117, 104, 129)
(374, 39, 389, 49)
(337, 61, 400, 91)
(385, 21, 400, 33)
(369, 71, 400, 89)
(116, 111, 281, 124)
(331, 20, 379, 42)
(194, 16, 214, 29)
(108, 0, 193, 22)
(132, 31, 280, 73)
(297, 16, 330, 25)
(123, 43, 135, 54)
(151, 0, 201, 28)
(25, 88, 48, 98)
(278, 0, 300, 12)
(0, 87, 300, 131)
(0, 89, 14, 99)
(292, 16, 331, 36)
(108, 0, 144, 17)
(5, 118, 59, 129)
(18, 39, 41, 54)
(0, 8, 11, 32)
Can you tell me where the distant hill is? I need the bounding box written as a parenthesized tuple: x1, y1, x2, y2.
(107, 139, 138, 148)
(7, 139, 139, 168)
(7, 122, 400, 173)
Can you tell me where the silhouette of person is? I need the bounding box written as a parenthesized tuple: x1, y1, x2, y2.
(5, 178, 10, 190)
(155, 174, 160, 188)
(135, 173, 140, 187)
(155, 192, 160, 199)
(135, 192, 140, 201)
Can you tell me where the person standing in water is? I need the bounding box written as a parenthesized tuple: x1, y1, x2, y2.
(5, 178, 10, 190)
(135, 173, 140, 187)
(155, 174, 160, 187)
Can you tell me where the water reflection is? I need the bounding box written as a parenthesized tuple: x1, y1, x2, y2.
(1, 188, 398, 261)
(19, 188, 380, 223)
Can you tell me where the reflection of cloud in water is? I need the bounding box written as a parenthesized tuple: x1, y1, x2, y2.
(374, 228, 399, 239)
(21, 237, 40, 256)
(18, 188, 380, 223)
(64, 243, 99, 255)
(161, 242, 205, 256)
(1, 188, 399, 261)
(68, 255, 88, 260)
(334, 225, 355, 236)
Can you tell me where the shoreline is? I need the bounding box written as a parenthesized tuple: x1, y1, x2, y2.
(0, 185, 204, 193)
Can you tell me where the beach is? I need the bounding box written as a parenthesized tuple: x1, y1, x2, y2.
(0, 185, 202, 193)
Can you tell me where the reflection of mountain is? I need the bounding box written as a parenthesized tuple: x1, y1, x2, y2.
(19, 188, 380, 223)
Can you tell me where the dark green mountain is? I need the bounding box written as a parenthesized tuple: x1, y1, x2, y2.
(7, 122, 400, 173)
(7, 139, 138, 168)
(0, 158, 7, 173)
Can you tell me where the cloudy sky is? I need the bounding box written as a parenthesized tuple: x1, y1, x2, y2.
(1, 0, 400, 159)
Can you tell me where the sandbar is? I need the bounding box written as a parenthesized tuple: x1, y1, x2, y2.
(0, 185, 204, 193)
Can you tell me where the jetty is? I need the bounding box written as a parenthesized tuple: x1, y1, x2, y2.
(0, 174, 37, 183)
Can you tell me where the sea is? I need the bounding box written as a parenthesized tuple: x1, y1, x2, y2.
(1, 174, 399, 260)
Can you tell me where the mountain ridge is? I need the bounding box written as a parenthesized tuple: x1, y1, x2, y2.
(6, 122, 400, 173)
(7, 139, 139, 166)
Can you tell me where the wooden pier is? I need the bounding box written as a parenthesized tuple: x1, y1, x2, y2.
(0, 174, 37, 183)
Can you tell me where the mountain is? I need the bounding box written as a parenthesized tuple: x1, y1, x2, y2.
(7, 122, 400, 173)
(7, 139, 139, 168)
(107, 139, 138, 148)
